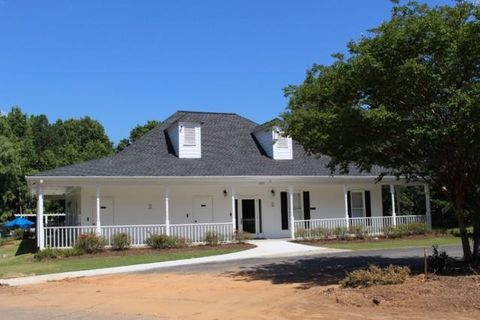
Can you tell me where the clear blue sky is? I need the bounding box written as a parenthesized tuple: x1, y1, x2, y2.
(0, 0, 452, 143)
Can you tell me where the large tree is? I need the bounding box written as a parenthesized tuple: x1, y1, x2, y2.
(0, 107, 114, 217)
(116, 120, 159, 152)
(282, 1, 480, 260)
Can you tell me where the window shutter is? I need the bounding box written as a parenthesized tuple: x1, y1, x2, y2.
(280, 192, 288, 230)
(276, 136, 288, 148)
(303, 191, 310, 220)
(347, 191, 352, 218)
(183, 126, 196, 146)
(365, 191, 372, 218)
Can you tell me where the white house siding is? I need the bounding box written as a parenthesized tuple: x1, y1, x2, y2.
(76, 182, 384, 239)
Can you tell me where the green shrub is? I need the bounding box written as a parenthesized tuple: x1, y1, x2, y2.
(75, 233, 105, 254)
(340, 265, 411, 288)
(34, 247, 83, 261)
(334, 226, 349, 240)
(385, 222, 428, 238)
(428, 245, 449, 274)
(145, 234, 188, 249)
(349, 225, 366, 239)
(112, 232, 131, 250)
(205, 231, 222, 246)
(12, 228, 25, 240)
(295, 227, 329, 239)
(234, 231, 251, 243)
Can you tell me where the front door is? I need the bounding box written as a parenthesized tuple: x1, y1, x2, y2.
(240, 199, 256, 234)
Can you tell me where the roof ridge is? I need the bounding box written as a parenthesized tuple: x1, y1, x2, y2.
(176, 110, 237, 115)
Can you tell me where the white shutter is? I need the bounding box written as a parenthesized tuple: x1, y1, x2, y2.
(276, 135, 289, 148)
(183, 126, 196, 146)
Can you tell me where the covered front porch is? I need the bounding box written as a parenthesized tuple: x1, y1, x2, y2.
(29, 176, 432, 249)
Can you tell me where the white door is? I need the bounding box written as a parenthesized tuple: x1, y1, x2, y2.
(90, 197, 114, 226)
(193, 196, 213, 223)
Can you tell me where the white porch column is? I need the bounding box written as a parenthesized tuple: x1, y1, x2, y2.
(424, 184, 432, 230)
(288, 186, 295, 239)
(390, 184, 397, 226)
(165, 187, 170, 236)
(36, 180, 45, 249)
(95, 186, 101, 235)
(231, 187, 236, 232)
(343, 185, 350, 228)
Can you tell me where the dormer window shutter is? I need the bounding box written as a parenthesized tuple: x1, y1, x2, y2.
(276, 136, 288, 148)
(183, 126, 196, 146)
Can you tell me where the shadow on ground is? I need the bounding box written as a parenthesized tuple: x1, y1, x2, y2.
(227, 255, 425, 289)
(15, 239, 37, 256)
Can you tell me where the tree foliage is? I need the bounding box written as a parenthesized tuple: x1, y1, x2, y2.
(115, 120, 159, 152)
(0, 106, 113, 217)
(283, 1, 480, 260)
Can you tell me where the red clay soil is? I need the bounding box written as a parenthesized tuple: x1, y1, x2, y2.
(0, 273, 479, 319)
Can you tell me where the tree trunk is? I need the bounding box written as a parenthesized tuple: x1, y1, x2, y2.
(456, 211, 473, 262)
(472, 204, 480, 261)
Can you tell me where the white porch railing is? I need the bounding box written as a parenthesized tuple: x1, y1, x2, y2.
(294, 215, 429, 240)
(170, 222, 234, 243)
(43, 222, 234, 248)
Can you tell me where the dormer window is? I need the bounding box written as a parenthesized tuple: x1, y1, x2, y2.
(253, 121, 293, 160)
(183, 126, 197, 146)
(276, 134, 289, 148)
(166, 121, 202, 159)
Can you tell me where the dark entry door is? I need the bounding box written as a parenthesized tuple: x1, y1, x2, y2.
(241, 199, 256, 234)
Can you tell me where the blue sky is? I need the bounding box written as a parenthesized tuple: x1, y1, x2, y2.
(0, 0, 452, 143)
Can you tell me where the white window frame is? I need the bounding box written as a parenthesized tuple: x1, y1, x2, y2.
(350, 190, 365, 218)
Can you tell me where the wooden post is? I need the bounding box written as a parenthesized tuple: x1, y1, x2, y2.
(231, 186, 236, 232)
(390, 184, 397, 227)
(343, 185, 350, 228)
(165, 187, 170, 236)
(36, 180, 45, 249)
(289, 186, 295, 239)
(96, 186, 101, 235)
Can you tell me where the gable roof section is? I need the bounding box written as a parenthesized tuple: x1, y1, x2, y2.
(34, 111, 384, 177)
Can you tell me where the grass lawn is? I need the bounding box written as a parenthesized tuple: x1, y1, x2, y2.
(0, 239, 248, 279)
(300, 235, 461, 251)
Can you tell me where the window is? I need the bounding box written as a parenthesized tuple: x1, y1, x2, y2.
(183, 126, 196, 146)
(350, 191, 365, 218)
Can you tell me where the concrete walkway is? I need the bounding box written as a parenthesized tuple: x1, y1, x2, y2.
(0, 239, 345, 287)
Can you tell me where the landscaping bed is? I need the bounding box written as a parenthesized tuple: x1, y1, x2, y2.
(295, 234, 460, 250)
(0, 239, 254, 278)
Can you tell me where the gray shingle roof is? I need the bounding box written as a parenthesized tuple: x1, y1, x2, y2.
(35, 111, 384, 177)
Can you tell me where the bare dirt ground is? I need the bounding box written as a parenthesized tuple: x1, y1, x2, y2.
(0, 272, 479, 320)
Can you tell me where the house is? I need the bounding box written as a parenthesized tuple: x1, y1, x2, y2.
(27, 111, 431, 249)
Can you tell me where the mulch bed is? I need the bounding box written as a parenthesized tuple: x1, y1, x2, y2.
(295, 234, 450, 245)
(48, 242, 256, 260)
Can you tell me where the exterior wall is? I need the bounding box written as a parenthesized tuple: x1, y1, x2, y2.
(77, 182, 384, 239)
